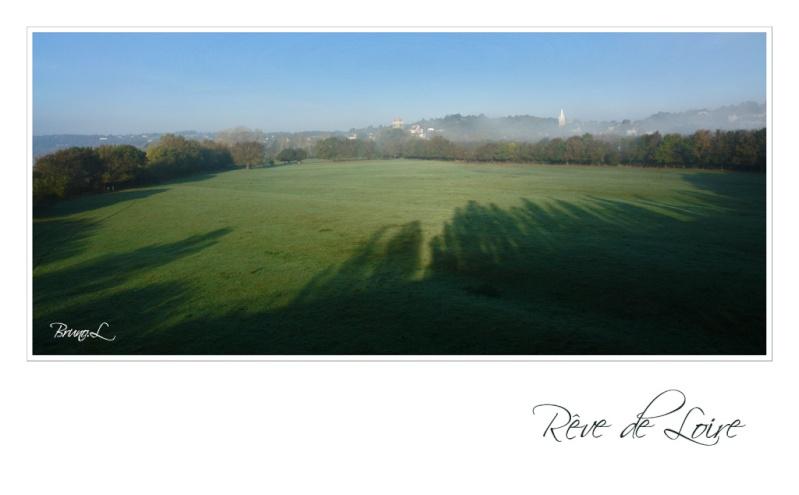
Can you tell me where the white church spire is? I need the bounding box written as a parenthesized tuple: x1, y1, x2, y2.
(558, 109, 566, 127)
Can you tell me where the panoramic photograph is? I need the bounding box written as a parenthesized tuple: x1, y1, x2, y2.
(30, 31, 767, 355)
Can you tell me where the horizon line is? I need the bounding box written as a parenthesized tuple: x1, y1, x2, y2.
(32, 100, 766, 137)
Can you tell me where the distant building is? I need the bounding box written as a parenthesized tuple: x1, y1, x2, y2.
(408, 124, 436, 139)
(392, 117, 404, 129)
(558, 109, 566, 128)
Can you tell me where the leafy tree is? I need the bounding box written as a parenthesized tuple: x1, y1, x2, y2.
(314, 138, 338, 160)
(401, 136, 457, 160)
(200, 140, 236, 170)
(709, 130, 734, 167)
(654, 134, 685, 166)
(33, 147, 104, 202)
(564, 136, 584, 164)
(639, 132, 662, 164)
(315, 138, 377, 160)
(473, 142, 518, 162)
(146, 134, 233, 179)
(376, 128, 409, 158)
(427, 136, 456, 159)
(688, 130, 713, 166)
(97, 144, 147, 188)
(546, 138, 566, 163)
(603, 144, 621, 165)
(754, 128, 767, 171)
(230, 141, 266, 169)
(276, 147, 308, 164)
(582, 134, 606, 164)
(730, 130, 758, 170)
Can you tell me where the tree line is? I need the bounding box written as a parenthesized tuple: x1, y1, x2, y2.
(33, 134, 305, 208)
(314, 128, 766, 171)
(34, 128, 765, 209)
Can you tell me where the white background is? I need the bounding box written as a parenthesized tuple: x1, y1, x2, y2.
(2, 2, 797, 493)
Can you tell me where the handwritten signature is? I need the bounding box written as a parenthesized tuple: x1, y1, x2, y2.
(50, 322, 116, 342)
(532, 389, 744, 446)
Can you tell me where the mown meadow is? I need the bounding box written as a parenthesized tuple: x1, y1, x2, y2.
(32, 160, 766, 354)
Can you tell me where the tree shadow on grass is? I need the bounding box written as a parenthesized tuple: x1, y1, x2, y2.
(33, 169, 233, 219)
(33, 171, 766, 355)
(34, 282, 192, 355)
(33, 217, 100, 270)
(423, 196, 764, 354)
(32, 171, 239, 272)
(34, 187, 169, 219)
(154, 174, 763, 355)
(292, 221, 424, 305)
(34, 228, 232, 306)
(32, 228, 232, 354)
(33, 188, 174, 270)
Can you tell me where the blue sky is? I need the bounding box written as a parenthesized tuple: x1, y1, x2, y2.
(32, 32, 766, 135)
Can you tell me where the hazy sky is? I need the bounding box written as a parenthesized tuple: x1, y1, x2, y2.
(32, 32, 767, 135)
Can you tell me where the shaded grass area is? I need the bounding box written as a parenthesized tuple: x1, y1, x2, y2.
(32, 160, 766, 355)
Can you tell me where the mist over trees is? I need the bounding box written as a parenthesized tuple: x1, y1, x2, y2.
(214, 127, 266, 146)
(315, 138, 377, 160)
(33, 127, 766, 210)
(314, 128, 766, 171)
(414, 102, 766, 142)
(214, 127, 318, 165)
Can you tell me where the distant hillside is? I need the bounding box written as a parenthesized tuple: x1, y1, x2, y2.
(632, 101, 766, 134)
(32, 131, 214, 158)
(33, 102, 767, 157)
(413, 102, 766, 142)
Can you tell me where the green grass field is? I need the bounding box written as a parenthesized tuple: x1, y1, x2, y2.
(32, 159, 766, 355)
